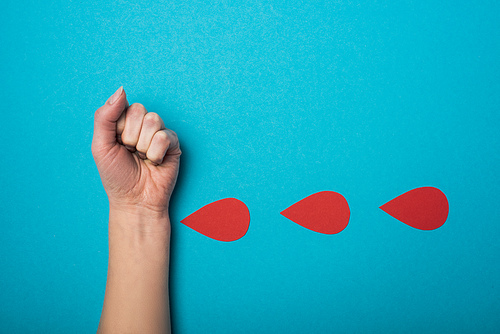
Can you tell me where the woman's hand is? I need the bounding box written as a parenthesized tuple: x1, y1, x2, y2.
(91, 87, 181, 221)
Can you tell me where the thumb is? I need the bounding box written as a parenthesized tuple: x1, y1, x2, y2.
(92, 86, 129, 156)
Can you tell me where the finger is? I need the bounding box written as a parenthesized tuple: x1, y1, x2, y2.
(92, 87, 129, 156)
(136, 112, 165, 159)
(146, 129, 181, 165)
(116, 109, 127, 144)
(121, 103, 148, 151)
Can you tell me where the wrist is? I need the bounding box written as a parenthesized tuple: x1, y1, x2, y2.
(109, 205, 171, 236)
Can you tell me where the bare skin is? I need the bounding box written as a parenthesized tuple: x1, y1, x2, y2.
(92, 87, 181, 333)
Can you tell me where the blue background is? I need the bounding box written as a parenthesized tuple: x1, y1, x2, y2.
(1, 1, 499, 333)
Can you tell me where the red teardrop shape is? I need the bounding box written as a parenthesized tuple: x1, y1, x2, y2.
(280, 191, 350, 234)
(180, 198, 250, 242)
(380, 187, 448, 230)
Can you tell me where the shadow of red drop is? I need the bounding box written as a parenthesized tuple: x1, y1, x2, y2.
(280, 191, 350, 234)
(180, 198, 250, 242)
(380, 187, 448, 230)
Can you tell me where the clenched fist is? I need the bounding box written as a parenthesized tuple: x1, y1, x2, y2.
(91, 86, 181, 218)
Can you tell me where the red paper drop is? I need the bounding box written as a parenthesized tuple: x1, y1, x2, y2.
(181, 198, 250, 242)
(280, 191, 350, 234)
(380, 187, 448, 230)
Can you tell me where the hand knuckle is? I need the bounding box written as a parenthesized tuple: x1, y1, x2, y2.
(94, 106, 104, 121)
(156, 131, 170, 145)
(144, 112, 161, 127)
(128, 103, 147, 116)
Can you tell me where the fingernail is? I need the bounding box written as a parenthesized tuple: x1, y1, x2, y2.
(107, 86, 123, 105)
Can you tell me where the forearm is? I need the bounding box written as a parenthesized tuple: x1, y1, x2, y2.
(97, 209, 171, 334)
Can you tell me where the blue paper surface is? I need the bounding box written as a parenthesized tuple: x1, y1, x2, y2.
(1, 1, 499, 332)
